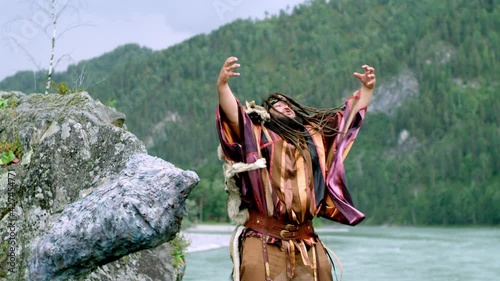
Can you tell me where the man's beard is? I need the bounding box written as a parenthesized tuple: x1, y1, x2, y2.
(267, 113, 305, 137)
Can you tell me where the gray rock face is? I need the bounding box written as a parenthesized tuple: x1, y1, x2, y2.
(0, 91, 198, 281)
(367, 68, 419, 115)
(30, 154, 198, 281)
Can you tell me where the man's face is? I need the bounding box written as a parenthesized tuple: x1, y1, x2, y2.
(270, 100, 296, 119)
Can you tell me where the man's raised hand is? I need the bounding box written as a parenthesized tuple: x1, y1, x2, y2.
(217, 56, 241, 87)
(217, 56, 241, 138)
(353, 65, 376, 89)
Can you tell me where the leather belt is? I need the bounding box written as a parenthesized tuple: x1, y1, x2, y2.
(244, 210, 316, 240)
(244, 210, 320, 280)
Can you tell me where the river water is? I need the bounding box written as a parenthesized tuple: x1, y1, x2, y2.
(183, 225, 499, 281)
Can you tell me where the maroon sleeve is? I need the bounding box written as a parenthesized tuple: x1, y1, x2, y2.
(216, 102, 245, 163)
(320, 95, 366, 225)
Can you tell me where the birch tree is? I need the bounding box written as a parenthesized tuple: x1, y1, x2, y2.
(45, 0, 56, 95)
(4, 0, 87, 94)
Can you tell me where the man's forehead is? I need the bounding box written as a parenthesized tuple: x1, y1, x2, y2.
(272, 101, 287, 107)
(268, 95, 287, 105)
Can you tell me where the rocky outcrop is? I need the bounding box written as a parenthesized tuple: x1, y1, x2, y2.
(0, 91, 198, 280)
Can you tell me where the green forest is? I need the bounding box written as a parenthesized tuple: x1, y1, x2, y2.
(1, 0, 498, 225)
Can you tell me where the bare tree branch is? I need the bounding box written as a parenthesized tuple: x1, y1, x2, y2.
(57, 22, 94, 39)
(72, 65, 108, 91)
(4, 36, 42, 71)
(55, 53, 73, 69)
(55, 0, 72, 21)
(71, 65, 87, 90)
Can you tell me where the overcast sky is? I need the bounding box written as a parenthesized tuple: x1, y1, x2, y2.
(0, 0, 305, 81)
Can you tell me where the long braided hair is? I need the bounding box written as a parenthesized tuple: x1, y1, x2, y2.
(260, 93, 344, 152)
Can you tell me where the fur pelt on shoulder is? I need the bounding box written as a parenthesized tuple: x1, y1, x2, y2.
(218, 101, 269, 225)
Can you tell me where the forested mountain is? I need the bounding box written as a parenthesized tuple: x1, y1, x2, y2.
(1, 0, 498, 225)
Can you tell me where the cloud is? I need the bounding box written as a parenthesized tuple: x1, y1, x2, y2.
(0, 0, 305, 80)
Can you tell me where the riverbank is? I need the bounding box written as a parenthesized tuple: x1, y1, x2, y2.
(181, 223, 351, 253)
(181, 224, 234, 253)
(183, 226, 500, 281)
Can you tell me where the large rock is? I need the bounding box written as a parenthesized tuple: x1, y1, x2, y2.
(0, 91, 198, 280)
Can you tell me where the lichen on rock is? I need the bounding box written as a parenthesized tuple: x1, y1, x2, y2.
(0, 91, 198, 281)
